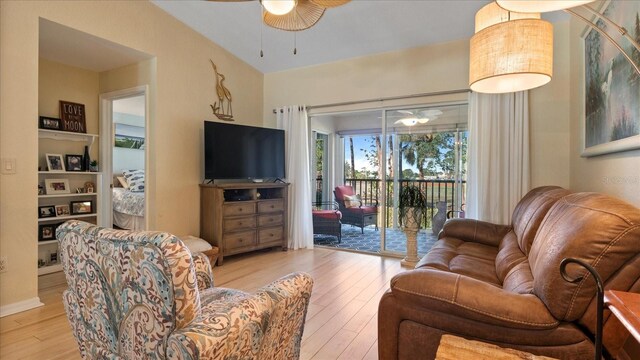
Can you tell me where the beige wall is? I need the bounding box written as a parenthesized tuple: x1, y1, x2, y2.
(264, 27, 573, 190)
(0, 0, 263, 308)
(568, 18, 640, 207)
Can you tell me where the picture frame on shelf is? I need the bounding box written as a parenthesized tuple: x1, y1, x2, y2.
(45, 153, 65, 172)
(65, 154, 83, 172)
(45, 179, 70, 194)
(39, 116, 61, 130)
(39, 224, 56, 241)
(71, 200, 93, 215)
(84, 181, 95, 193)
(55, 204, 71, 217)
(38, 205, 56, 218)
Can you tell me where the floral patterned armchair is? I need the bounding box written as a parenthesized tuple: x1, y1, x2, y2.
(57, 220, 313, 360)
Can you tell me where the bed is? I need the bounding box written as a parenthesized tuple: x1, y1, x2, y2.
(112, 187, 145, 230)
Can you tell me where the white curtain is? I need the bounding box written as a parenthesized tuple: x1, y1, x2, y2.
(466, 91, 530, 225)
(277, 106, 314, 249)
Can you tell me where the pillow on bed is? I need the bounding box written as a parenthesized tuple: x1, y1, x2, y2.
(123, 170, 144, 192)
(116, 176, 129, 189)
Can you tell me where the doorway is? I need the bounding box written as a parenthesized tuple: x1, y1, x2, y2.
(100, 86, 149, 230)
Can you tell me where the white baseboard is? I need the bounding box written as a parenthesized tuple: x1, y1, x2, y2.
(0, 297, 44, 317)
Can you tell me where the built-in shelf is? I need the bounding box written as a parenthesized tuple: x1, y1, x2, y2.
(38, 263, 62, 276)
(38, 171, 101, 175)
(39, 193, 97, 199)
(38, 129, 99, 142)
(38, 213, 97, 223)
(38, 240, 58, 246)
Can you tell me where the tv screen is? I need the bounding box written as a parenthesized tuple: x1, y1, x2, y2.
(204, 121, 285, 180)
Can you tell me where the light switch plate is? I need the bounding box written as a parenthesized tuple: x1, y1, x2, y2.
(1, 158, 16, 174)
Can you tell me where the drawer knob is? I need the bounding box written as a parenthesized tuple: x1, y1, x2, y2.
(238, 209, 243, 212)
(270, 205, 274, 208)
(269, 219, 274, 222)
(270, 233, 274, 237)
(238, 222, 243, 226)
(239, 238, 243, 242)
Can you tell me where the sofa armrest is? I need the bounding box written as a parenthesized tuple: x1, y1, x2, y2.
(390, 269, 558, 330)
(192, 252, 214, 291)
(438, 218, 511, 247)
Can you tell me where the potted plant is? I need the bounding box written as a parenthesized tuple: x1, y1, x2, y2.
(398, 185, 427, 267)
(89, 160, 98, 172)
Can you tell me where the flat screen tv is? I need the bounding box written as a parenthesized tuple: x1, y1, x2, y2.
(204, 121, 285, 180)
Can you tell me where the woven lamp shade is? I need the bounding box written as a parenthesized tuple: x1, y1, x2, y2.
(263, 0, 325, 31)
(469, 3, 553, 94)
(497, 0, 595, 13)
(309, 0, 350, 8)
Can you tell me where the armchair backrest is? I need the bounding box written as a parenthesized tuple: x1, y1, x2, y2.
(57, 220, 201, 359)
(334, 185, 355, 204)
(529, 193, 640, 325)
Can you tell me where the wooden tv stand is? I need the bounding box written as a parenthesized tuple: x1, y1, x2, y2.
(200, 182, 289, 265)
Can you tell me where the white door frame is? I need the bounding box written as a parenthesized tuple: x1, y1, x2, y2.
(99, 85, 149, 230)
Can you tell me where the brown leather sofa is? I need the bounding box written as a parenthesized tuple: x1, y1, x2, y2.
(378, 186, 640, 359)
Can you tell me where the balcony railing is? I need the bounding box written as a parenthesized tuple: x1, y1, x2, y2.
(315, 177, 466, 229)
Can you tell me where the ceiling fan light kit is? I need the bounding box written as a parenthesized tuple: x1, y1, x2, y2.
(263, 0, 325, 31)
(469, 2, 553, 94)
(260, 0, 296, 15)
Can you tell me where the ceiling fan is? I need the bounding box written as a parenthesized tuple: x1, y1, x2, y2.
(393, 109, 443, 126)
(208, 0, 351, 31)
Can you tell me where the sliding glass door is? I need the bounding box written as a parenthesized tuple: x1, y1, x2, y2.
(382, 105, 468, 256)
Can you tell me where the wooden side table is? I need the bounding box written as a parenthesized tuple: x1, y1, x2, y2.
(604, 290, 640, 343)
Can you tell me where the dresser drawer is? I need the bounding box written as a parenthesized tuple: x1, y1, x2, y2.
(258, 227, 284, 244)
(223, 203, 255, 217)
(224, 216, 256, 232)
(258, 214, 283, 227)
(224, 231, 256, 250)
(258, 200, 284, 213)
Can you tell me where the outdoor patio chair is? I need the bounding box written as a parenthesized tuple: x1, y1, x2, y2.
(334, 185, 378, 234)
(312, 201, 342, 242)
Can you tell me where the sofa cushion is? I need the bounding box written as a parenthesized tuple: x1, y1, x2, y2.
(334, 185, 354, 202)
(510, 186, 571, 256)
(495, 232, 534, 294)
(529, 192, 640, 322)
(312, 209, 342, 220)
(416, 238, 500, 286)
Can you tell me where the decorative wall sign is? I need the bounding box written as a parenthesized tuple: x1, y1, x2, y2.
(582, 1, 640, 157)
(59, 100, 87, 133)
(210, 60, 234, 121)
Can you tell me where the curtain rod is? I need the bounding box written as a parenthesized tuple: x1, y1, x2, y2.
(272, 88, 470, 114)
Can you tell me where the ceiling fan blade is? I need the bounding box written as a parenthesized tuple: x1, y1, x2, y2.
(309, 0, 350, 8)
(397, 110, 414, 115)
(207, 0, 254, 2)
(419, 109, 443, 117)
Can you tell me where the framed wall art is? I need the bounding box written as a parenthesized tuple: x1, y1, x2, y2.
(582, 0, 640, 157)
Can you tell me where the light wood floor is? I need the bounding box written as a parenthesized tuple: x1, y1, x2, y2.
(0, 248, 406, 360)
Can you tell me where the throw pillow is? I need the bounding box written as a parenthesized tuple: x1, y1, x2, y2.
(343, 194, 362, 208)
(116, 176, 129, 189)
(123, 169, 144, 192)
